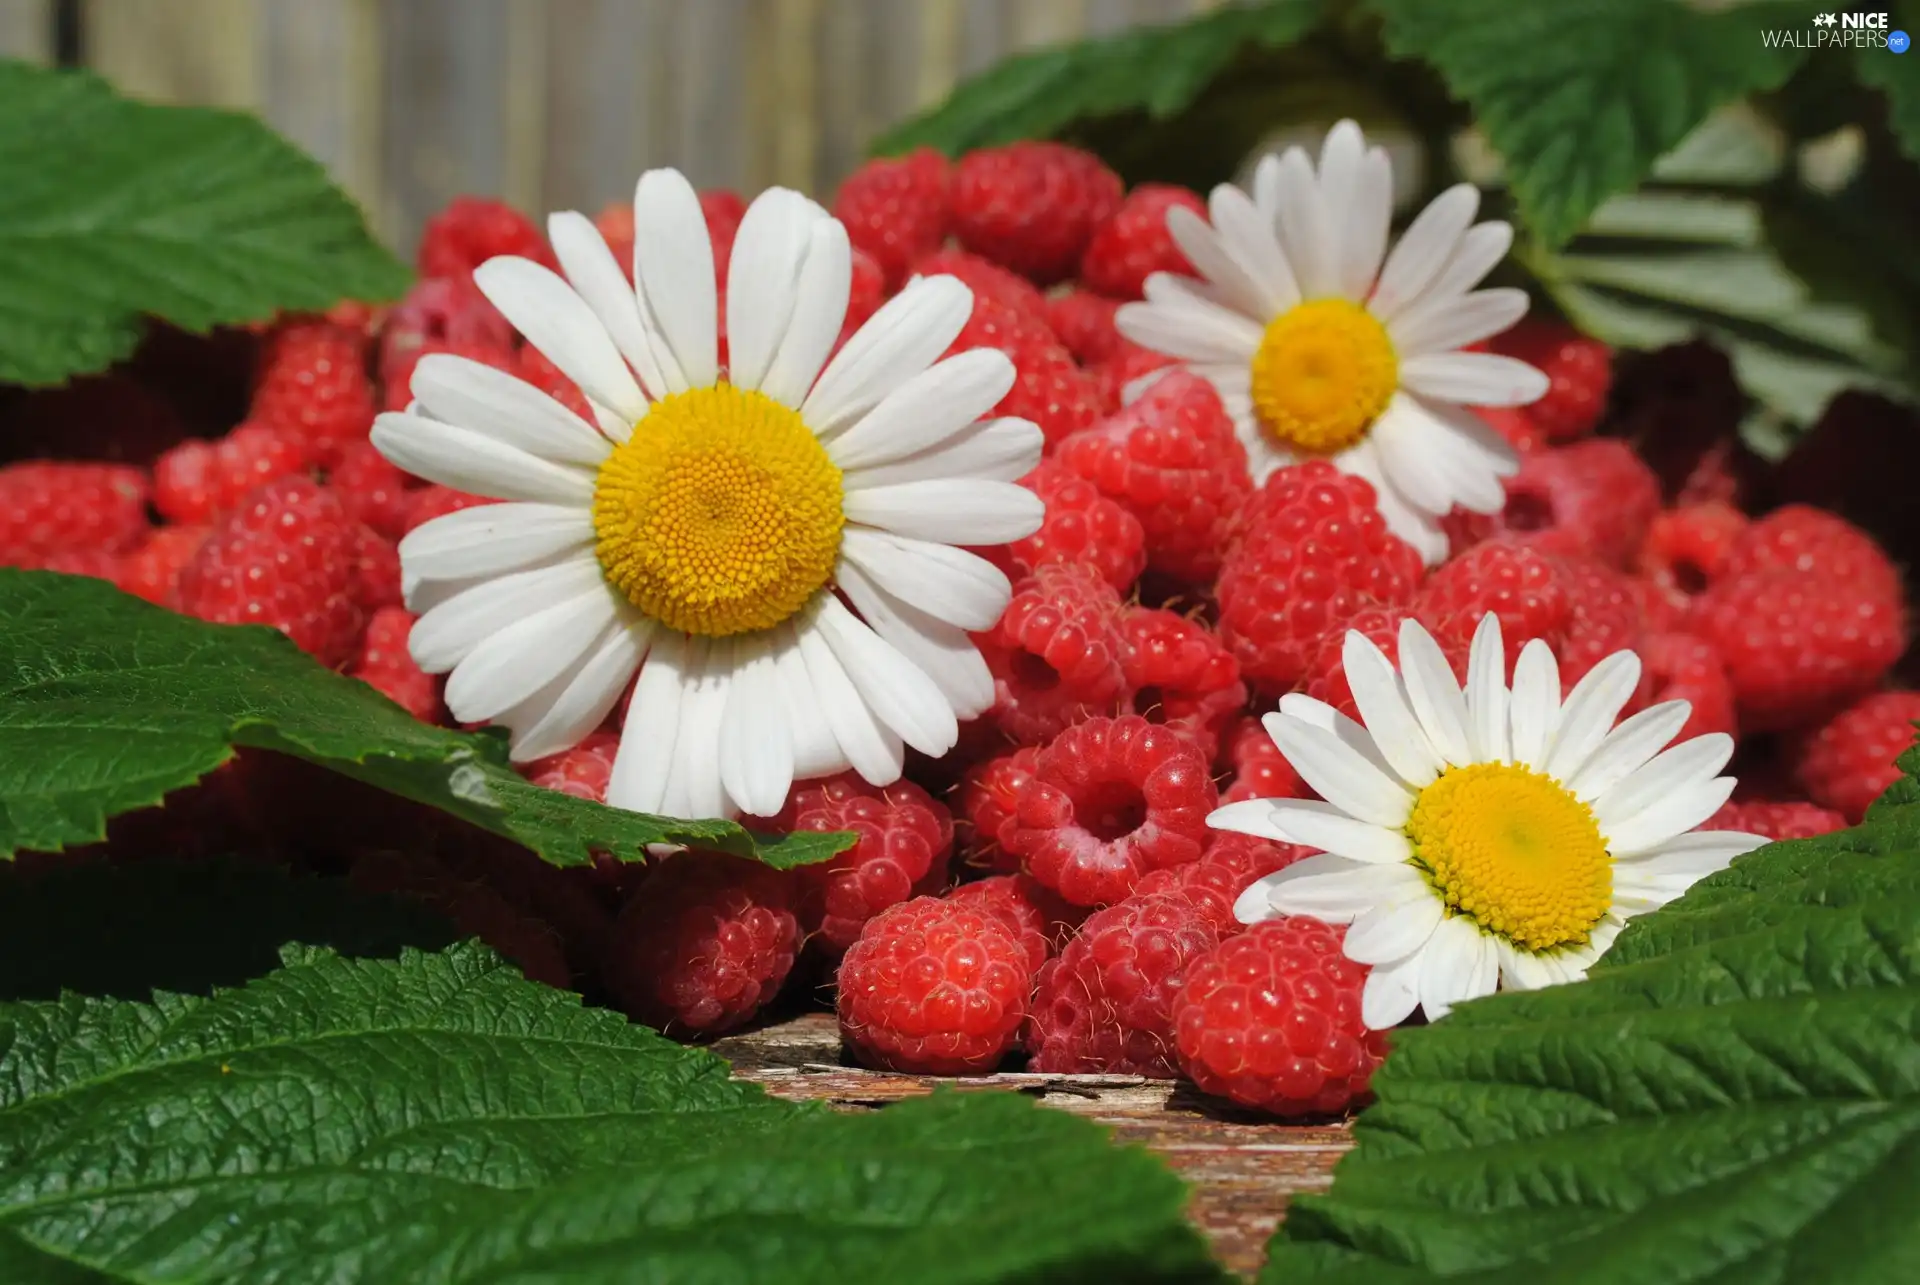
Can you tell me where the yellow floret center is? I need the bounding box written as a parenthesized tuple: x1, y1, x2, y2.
(1405, 761, 1612, 954)
(1248, 298, 1398, 455)
(592, 384, 843, 637)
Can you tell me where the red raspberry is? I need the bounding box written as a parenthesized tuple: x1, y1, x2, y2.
(948, 873, 1086, 960)
(700, 189, 747, 281)
(1487, 319, 1612, 442)
(769, 774, 955, 954)
(519, 729, 619, 801)
(1008, 714, 1217, 907)
(31, 547, 122, 581)
(251, 320, 376, 465)
(402, 485, 496, 534)
(1705, 798, 1847, 842)
(152, 422, 311, 525)
(832, 149, 951, 291)
(1130, 831, 1311, 935)
(518, 344, 597, 422)
(1045, 289, 1125, 365)
(976, 561, 1129, 744)
(1416, 539, 1566, 665)
(1719, 505, 1902, 602)
(1551, 555, 1645, 684)
(1091, 341, 1176, 413)
(915, 248, 1052, 318)
(1215, 461, 1425, 695)
(1005, 460, 1147, 593)
(1056, 370, 1252, 584)
(1475, 405, 1548, 456)
(1220, 716, 1310, 804)
(115, 524, 209, 607)
(836, 894, 1034, 1074)
(349, 605, 444, 722)
(958, 746, 1041, 870)
(843, 247, 886, 338)
(951, 142, 1122, 285)
(0, 462, 150, 563)
(351, 526, 402, 612)
(417, 196, 551, 278)
(1025, 891, 1218, 1075)
(945, 292, 1103, 447)
(1119, 607, 1247, 759)
(328, 438, 412, 540)
(1304, 606, 1468, 721)
(1629, 631, 1736, 742)
(381, 336, 517, 413)
(377, 276, 514, 385)
(1462, 439, 1660, 568)
(1079, 183, 1205, 299)
(1636, 501, 1748, 620)
(175, 476, 367, 667)
(1791, 690, 1920, 823)
(1173, 917, 1387, 1116)
(352, 850, 571, 989)
(592, 200, 635, 276)
(606, 851, 800, 1036)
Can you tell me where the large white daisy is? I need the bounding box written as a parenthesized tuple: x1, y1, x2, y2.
(373, 169, 1043, 821)
(1116, 119, 1549, 564)
(1218, 614, 1767, 1029)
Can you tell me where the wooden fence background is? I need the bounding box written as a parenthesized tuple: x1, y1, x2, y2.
(0, 0, 1229, 254)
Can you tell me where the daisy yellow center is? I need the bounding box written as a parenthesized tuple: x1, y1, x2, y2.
(1248, 298, 1398, 455)
(591, 384, 843, 637)
(1404, 762, 1612, 954)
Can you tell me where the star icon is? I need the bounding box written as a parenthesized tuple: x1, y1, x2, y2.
(1814, 12, 1838, 25)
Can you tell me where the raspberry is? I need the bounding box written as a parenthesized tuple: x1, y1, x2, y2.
(381, 336, 517, 413)
(32, 547, 122, 581)
(377, 276, 514, 385)
(592, 200, 635, 276)
(844, 247, 886, 338)
(1025, 891, 1218, 1075)
(351, 526, 403, 612)
(951, 142, 1122, 284)
(1791, 690, 1920, 823)
(353, 850, 572, 989)
(251, 320, 376, 465)
(976, 561, 1130, 744)
(1636, 501, 1749, 620)
(1304, 606, 1467, 721)
(175, 476, 367, 667)
(1056, 370, 1253, 583)
(1463, 439, 1660, 568)
(1078, 183, 1205, 299)
(403, 484, 495, 534)
(1091, 341, 1176, 413)
(349, 605, 444, 722)
(417, 196, 551, 278)
(1551, 556, 1645, 684)
(1045, 289, 1125, 365)
(115, 524, 209, 607)
(1130, 831, 1311, 935)
(0, 462, 150, 563)
(1005, 460, 1146, 592)
(1475, 405, 1548, 456)
(1119, 607, 1247, 759)
(152, 422, 311, 525)
(770, 774, 954, 954)
(915, 248, 1052, 318)
(328, 438, 412, 540)
(1704, 798, 1847, 842)
(1220, 716, 1310, 804)
(836, 894, 1034, 1074)
(606, 851, 800, 1036)
(831, 149, 951, 291)
(518, 728, 619, 801)
(1008, 714, 1217, 907)
(958, 746, 1041, 870)
(1414, 542, 1644, 689)
(1173, 917, 1387, 1116)
(1718, 504, 1902, 602)
(518, 344, 597, 422)
(944, 874, 1064, 969)
(1487, 319, 1612, 442)
(1215, 460, 1424, 694)
(593, 193, 739, 286)
(945, 292, 1103, 447)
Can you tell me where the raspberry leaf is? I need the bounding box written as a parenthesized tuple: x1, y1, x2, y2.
(1856, 1, 1920, 163)
(1259, 753, 1920, 1283)
(0, 60, 408, 388)
(0, 940, 1224, 1284)
(0, 570, 849, 869)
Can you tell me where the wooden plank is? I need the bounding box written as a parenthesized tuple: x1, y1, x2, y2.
(538, 0, 659, 219)
(666, 0, 749, 191)
(258, 0, 384, 237)
(82, 0, 258, 107)
(0, 0, 50, 62)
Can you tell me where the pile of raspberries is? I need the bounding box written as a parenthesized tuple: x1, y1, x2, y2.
(4, 141, 1914, 1121)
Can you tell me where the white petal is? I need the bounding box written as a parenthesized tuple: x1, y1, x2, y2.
(1262, 799, 1415, 865)
(669, 638, 732, 821)
(759, 218, 853, 408)
(1418, 915, 1484, 1022)
(1207, 797, 1290, 843)
(1370, 396, 1471, 519)
(835, 557, 995, 718)
(1497, 939, 1557, 992)
(606, 630, 692, 815)
(1341, 146, 1394, 299)
(1251, 152, 1283, 224)
(1619, 829, 1764, 879)
(632, 168, 719, 388)
(1360, 950, 1425, 1030)
(1607, 775, 1739, 860)
(372, 413, 595, 506)
(1416, 221, 1517, 313)
(1595, 733, 1735, 834)
(1342, 630, 1442, 787)
(1508, 639, 1562, 770)
(1162, 204, 1272, 321)
(409, 557, 608, 674)
(837, 527, 1011, 631)
(1397, 397, 1518, 513)
(1208, 182, 1299, 315)
(1541, 652, 1644, 784)
(1463, 931, 1501, 1002)
(770, 624, 848, 780)
(546, 210, 670, 408)
(1400, 352, 1550, 408)
(1398, 618, 1473, 768)
(796, 611, 907, 784)
(1344, 887, 1446, 965)
(839, 417, 1043, 488)
(1120, 284, 1265, 364)
(1271, 696, 1410, 787)
(1262, 714, 1416, 829)
(842, 480, 1043, 545)
(719, 636, 795, 818)
(725, 188, 824, 393)
(1370, 185, 1478, 321)
(1272, 146, 1336, 298)
(473, 257, 647, 421)
(1566, 701, 1693, 803)
(811, 595, 957, 757)
(443, 586, 620, 722)
(399, 503, 596, 584)
(1258, 855, 1416, 923)
(1336, 438, 1451, 561)
(827, 348, 1015, 471)
(411, 355, 614, 467)
(1388, 287, 1531, 359)
(1464, 613, 1510, 763)
(502, 616, 648, 762)
(803, 275, 973, 438)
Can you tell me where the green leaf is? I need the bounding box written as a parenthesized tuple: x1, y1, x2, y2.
(1259, 766, 1920, 1283)
(0, 941, 1224, 1284)
(0, 60, 409, 388)
(1857, 2, 1920, 163)
(870, 0, 1328, 157)
(1368, 0, 1813, 246)
(0, 570, 848, 869)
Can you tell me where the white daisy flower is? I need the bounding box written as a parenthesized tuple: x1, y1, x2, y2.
(373, 169, 1043, 821)
(1115, 119, 1549, 564)
(1219, 614, 1768, 1029)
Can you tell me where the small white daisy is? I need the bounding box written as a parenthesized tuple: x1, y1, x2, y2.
(1116, 119, 1549, 564)
(1218, 614, 1768, 1029)
(373, 168, 1043, 821)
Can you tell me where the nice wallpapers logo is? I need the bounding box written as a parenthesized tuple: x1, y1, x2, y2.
(1763, 11, 1911, 51)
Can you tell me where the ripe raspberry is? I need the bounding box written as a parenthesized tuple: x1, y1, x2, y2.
(175, 476, 367, 667)
(349, 606, 444, 722)
(1046, 289, 1124, 365)
(945, 292, 1103, 447)
(30, 547, 122, 581)
(1704, 798, 1846, 842)
(1462, 439, 1660, 568)
(1636, 501, 1749, 620)
(417, 195, 551, 278)
(915, 248, 1052, 318)
(951, 142, 1122, 285)
(403, 485, 496, 534)
(252, 320, 376, 465)
(353, 849, 571, 989)
(1551, 556, 1645, 684)
(377, 275, 514, 385)
(958, 746, 1041, 870)
(1487, 319, 1612, 441)
(976, 561, 1130, 744)
(1130, 831, 1311, 935)
(769, 774, 954, 954)
(1119, 607, 1247, 759)
(1304, 606, 1468, 721)
(328, 438, 412, 540)
(1628, 631, 1736, 742)
(1079, 183, 1205, 299)
(1220, 716, 1310, 804)
(381, 336, 517, 413)
(152, 422, 311, 525)
(606, 851, 799, 1036)
(0, 462, 150, 563)
(351, 526, 402, 612)
(1025, 892, 1218, 1075)
(831, 148, 951, 290)
(943, 874, 1064, 969)
(1215, 460, 1424, 695)
(1791, 690, 1920, 823)
(518, 728, 619, 801)
(592, 200, 635, 275)
(699, 189, 748, 274)
(837, 894, 1034, 1074)
(1057, 370, 1252, 583)
(1091, 341, 1176, 413)
(1475, 405, 1548, 456)
(1005, 460, 1147, 593)
(1174, 917, 1387, 1116)
(1008, 715, 1217, 907)
(115, 524, 209, 607)
(843, 247, 886, 338)
(1718, 504, 1902, 602)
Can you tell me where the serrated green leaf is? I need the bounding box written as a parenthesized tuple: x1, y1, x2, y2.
(0, 570, 849, 869)
(0, 60, 409, 388)
(1259, 764, 1920, 1284)
(1368, 0, 1811, 246)
(0, 941, 1224, 1284)
(870, 0, 1327, 156)
(1857, 2, 1920, 162)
